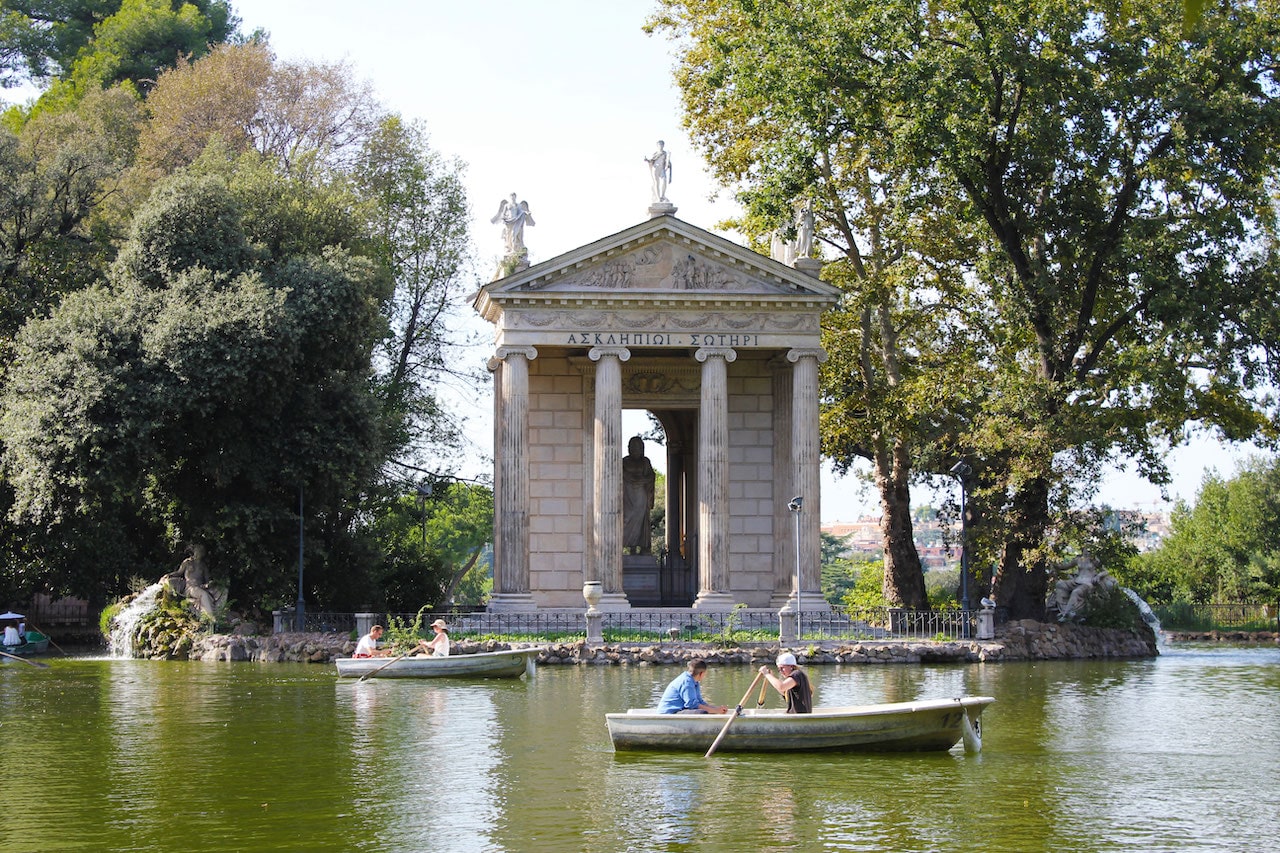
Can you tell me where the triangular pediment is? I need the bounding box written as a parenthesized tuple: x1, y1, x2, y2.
(475, 216, 839, 319)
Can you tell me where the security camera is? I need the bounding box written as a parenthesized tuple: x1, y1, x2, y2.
(788, 496, 803, 512)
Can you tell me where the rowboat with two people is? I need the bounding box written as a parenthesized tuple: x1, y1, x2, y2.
(2, 611, 51, 661)
(607, 695, 994, 754)
(334, 647, 541, 680)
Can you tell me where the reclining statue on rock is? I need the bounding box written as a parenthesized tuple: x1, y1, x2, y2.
(162, 543, 221, 618)
(1048, 553, 1117, 623)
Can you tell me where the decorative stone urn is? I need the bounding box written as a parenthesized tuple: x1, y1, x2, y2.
(582, 581, 603, 614)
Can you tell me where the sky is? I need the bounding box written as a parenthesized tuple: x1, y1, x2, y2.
(6, 1, 1267, 520)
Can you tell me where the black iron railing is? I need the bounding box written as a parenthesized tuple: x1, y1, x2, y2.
(1150, 602, 1277, 632)
(284, 606, 992, 643)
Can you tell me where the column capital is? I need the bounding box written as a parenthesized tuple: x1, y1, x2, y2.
(588, 345, 631, 363)
(786, 347, 827, 364)
(489, 345, 538, 372)
(694, 346, 738, 364)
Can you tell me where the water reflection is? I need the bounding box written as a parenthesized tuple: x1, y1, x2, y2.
(3, 646, 1278, 852)
(335, 681, 504, 851)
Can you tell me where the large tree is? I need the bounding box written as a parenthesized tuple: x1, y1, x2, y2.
(0, 0, 235, 94)
(653, 0, 1280, 618)
(0, 167, 392, 605)
(1126, 458, 1280, 603)
(0, 84, 140, 347)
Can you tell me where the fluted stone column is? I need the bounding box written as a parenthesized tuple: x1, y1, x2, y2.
(788, 347, 827, 611)
(770, 358, 796, 608)
(589, 345, 630, 610)
(693, 346, 736, 611)
(489, 345, 537, 612)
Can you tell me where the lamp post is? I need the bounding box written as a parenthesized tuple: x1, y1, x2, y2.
(949, 462, 972, 635)
(416, 483, 432, 549)
(296, 485, 305, 633)
(789, 496, 803, 638)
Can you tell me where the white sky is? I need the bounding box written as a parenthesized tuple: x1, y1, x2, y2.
(6, 0, 1266, 520)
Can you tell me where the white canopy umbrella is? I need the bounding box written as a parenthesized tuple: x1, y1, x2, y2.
(0, 611, 24, 620)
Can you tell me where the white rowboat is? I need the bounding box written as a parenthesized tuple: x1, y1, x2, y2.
(334, 648, 539, 679)
(606, 695, 994, 753)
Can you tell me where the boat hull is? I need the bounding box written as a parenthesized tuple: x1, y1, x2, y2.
(2, 634, 50, 657)
(606, 696, 994, 753)
(334, 648, 539, 679)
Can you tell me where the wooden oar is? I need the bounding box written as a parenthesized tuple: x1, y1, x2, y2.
(27, 623, 69, 657)
(756, 672, 769, 708)
(357, 652, 408, 683)
(705, 671, 765, 758)
(1, 649, 50, 668)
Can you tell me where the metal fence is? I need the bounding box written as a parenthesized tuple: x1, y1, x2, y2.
(289, 607, 987, 643)
(1150, 602, 1278, 632)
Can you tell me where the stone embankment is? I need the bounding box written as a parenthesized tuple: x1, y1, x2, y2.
(186, 619, 1158, 664)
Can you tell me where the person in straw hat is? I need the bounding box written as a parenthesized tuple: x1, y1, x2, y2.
(416, 618, 451, 657)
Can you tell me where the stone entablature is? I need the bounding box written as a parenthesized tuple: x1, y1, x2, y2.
(474, 217, 837, 353)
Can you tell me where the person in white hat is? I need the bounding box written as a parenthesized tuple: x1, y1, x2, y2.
(416, 618, 451, 657)
(758, 652, 813, 714)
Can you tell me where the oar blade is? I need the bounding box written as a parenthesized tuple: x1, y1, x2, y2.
(0, 650, 50, 668)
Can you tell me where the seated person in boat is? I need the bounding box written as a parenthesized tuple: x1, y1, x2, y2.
(415, 619, 450, 657)
(758, 652, 813, 714)
(354, 625, 390, 658)
(658, 659, 728, 714)
(3, 622, 20, 646)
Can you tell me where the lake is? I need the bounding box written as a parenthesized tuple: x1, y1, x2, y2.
(1, 642, 1277, 852)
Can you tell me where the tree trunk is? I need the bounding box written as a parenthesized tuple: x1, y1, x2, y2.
(992, 475, 1051, 620)
(440, 548, 481, 606)
(877, 438, 928, 608)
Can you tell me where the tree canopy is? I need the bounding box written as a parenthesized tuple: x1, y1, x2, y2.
(0, 9, 481, 615)
(1124, 458, 1280, 603)
(652, 0, 1280, 617)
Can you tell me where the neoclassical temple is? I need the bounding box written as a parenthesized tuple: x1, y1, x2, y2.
(473, 209, 839, 612)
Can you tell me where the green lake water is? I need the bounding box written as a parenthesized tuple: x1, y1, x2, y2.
(1, 642, 1277, 852)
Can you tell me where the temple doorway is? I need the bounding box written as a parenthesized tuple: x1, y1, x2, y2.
(621, 409, 697, 606)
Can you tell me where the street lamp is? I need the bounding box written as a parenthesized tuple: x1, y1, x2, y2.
(789, 496, 803, 638)
(948, 462, 972, 632)
(296, 485, 305, 632)
(416, 483, 433, 549)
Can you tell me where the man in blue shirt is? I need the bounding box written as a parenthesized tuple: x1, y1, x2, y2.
(658, 659, 728, 714)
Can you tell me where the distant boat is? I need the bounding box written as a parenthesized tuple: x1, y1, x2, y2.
(606, 696, 994, 753)
(2, 631, 51, 657)
(334, 648, 540, 679)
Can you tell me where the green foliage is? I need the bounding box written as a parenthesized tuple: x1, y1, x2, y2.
(0, 166, 389, 605)
(382, 605, 430, 653)
(2, 1, 235, 89)
(1123, 458, 1280, 604)
(820, 530, 864, 605)
(841, 559, 889, 612)
(653, 0, 1280, 621)
(1081, 584, 1145, 631)
(0, 85, 141, 344)
(0, 7, 476, 619)
(924, 568, 961, 610)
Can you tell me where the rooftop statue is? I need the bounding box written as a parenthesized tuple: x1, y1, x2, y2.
(644, 140, 672, 203)
(491, 193, 535, 257)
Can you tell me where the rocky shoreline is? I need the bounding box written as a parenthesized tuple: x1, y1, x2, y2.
(182, 618, 1160, 665)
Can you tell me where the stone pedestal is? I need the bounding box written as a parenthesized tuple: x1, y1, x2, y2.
(622, 554, 661, 606)
(354, 612, 379, 638)
(487, 593, 539, 613)
(778, 607, 797, 644)
(977, 607, 995, 640)
(648, 201, 677, 218)
(792, 257, 823, 278)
